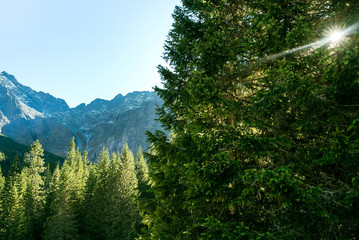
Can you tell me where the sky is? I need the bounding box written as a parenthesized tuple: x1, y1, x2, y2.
(0, 0, 181, 107)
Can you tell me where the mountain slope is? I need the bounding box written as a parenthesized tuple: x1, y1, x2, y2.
(0, 134, 64, 175)
(0, 71, 164, 161)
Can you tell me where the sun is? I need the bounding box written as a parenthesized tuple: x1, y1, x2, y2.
(329, 30, 344, 43)
(325, 25, 346, 46)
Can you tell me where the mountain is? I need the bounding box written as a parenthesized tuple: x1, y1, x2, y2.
(0, 71, 164, 161)
(0, 134, 64, 175)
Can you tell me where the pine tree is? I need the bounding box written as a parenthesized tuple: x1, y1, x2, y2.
(120, 143, 138, 200)
(21, 140, 46, 239)
(43, 139, 85, 240)
(104, 143, 140, 240)
(1, 172, 26, 240)
(103, 151, 123, 240)
(135, 146, 149, 195)
(135, 146, 152, 235)
(42, 163, 60, 229)
(144, 0, 359, 239)
(83, 148, 111, 240)
(43, 164, 51, 192)
(81, 163, 97, 239)
(0, 167, 4, 197)
(0, 167, 5, 237)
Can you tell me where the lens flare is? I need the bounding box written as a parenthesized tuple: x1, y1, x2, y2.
(265, 22, 359, 61)
(329, 30, 344, 43)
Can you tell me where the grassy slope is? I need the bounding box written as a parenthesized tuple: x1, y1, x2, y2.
(0, 134, 64, 175)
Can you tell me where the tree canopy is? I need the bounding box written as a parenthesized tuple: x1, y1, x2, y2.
(144, 0, 359, 239)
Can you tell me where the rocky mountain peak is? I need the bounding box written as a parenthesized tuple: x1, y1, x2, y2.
(0, 72, 70, 115)
(0, 71, 163, 161)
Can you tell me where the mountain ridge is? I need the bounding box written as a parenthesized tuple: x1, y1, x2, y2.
(0, 71, 163, 161)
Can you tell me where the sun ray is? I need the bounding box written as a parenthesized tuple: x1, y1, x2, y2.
(265, 22, 359, 61)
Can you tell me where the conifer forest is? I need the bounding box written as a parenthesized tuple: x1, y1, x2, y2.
(1, 0, 359, 239)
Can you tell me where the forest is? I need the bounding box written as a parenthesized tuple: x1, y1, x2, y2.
(1, 0, 359, 239)
(0, 139, 148, 240)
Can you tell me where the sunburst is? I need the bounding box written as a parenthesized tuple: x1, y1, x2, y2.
(325, 25, 346, 47)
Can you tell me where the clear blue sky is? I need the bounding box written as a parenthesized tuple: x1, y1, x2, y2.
(0, 0, 181, 107)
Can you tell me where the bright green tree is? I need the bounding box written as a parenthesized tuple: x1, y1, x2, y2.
(0, 171, 26, 240)
(114, 143, 140, 240)
(144, 0, 359, 239)
(21, 140, 46, 239)
(103, 151, 125, 240)
(83, 148, 111, 240)
(43, 138, 86, 240)
(85, 145, 140, 240)
(0, 167, 4, 196)
(42, 163, 60, 228)
(0, 167, 5, 237)
(135, 146, 149, 194)
(135, 146, 152, 232)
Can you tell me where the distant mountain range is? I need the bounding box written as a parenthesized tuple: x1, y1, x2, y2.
(0, 71, 163, 161)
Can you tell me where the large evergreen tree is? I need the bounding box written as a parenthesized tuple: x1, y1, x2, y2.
(144, 0, 359, 239)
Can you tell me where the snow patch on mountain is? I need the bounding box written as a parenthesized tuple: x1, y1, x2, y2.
(17, 101, 45, 120)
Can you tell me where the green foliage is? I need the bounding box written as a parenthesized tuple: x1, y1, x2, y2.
(143, 0, 359, 239)
(1, 177, 26, 240)
(83, 148, 111, 239)
(21, 140, 46, 239)
(120, 143, 139, 201)
(135, 146, 149, 194)
(0, 136, 145, 239)
(43, 138, 86, 240)
(135, 146, 153, 232)
(107, 143, 140, 240)
(82, 145, 141, 240)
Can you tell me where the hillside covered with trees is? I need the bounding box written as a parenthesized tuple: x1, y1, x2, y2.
(0, 134, 64, 175)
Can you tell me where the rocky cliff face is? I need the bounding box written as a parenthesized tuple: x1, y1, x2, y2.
(0, 71, 163, 161)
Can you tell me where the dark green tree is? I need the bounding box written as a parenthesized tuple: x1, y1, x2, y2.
(144, 0, 359, 239)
